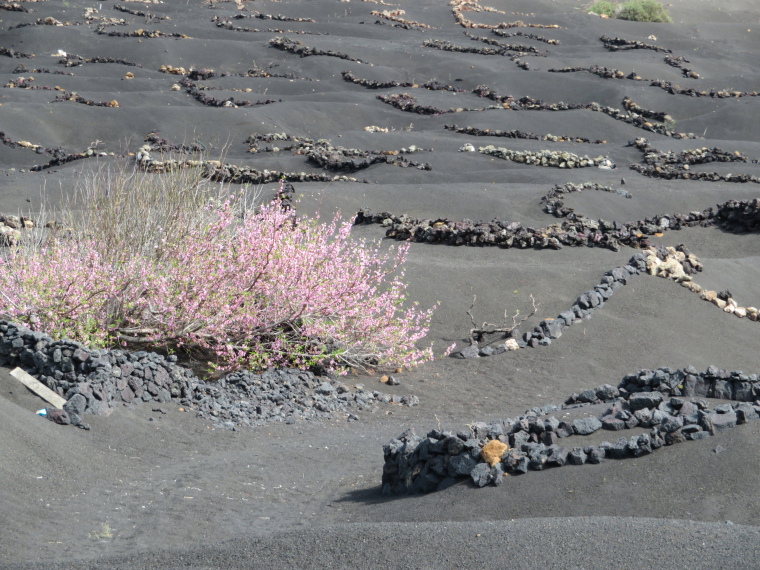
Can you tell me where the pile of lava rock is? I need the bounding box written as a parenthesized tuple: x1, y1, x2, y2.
(600, 35, 671, 53)
(341, 70, 465, 92)
(382, 366, 760, 494)
(354, 187, 757, 253)
(179, 77, 280, 108)
(354, 201, 656, 252)
(302, 140, 431, 172)
(445, 124, 604, 144)
(268, 36, 368, 63)
(376, 92, 494, 115)
(0, 321, 418, 430)
(137, 153, 358, 185)
(477, 146, 609, 168)
(245, 133, 432, 171)
(473, 85, 699, 139)
(713, 198, 760, 232)
(629, 137, 759, 183)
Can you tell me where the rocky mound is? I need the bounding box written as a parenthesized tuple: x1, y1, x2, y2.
(0, 321, 418, 430)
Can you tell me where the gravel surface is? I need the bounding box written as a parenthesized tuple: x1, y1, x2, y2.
(2, 0, 760, 566)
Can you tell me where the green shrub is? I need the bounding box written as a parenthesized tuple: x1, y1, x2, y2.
(617, 0, 672, 22)
(588, 1, 617, 17)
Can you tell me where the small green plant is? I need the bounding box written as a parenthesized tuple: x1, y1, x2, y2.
(89, 522, 113, 540)
(664, 118, 677, 131)
(588, 1, 617, 17)
(588, 0, 671, 22)
(617, 0, 672, 22)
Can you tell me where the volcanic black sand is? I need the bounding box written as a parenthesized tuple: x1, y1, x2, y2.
(2, 0, 760, 567)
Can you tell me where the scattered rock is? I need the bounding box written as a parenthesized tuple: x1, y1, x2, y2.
(458, 344, 481, 359)
(573, 416, 602, 435)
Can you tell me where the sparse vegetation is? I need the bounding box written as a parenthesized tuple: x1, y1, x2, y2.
(89, 522, 113, 540)
(588, 0, 672, 22)
(618, 0, 672, 22)
(588, 1, 617, 17)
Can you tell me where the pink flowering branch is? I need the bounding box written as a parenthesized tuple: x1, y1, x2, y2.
(0, 198, 437, 373)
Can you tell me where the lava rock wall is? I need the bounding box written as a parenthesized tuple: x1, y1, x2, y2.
(0, 321, 418, 430)
(383, 367, 760, 494)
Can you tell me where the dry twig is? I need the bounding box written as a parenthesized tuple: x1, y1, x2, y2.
(466, 293, 538, 345)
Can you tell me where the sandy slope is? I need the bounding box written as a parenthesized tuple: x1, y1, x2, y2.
(2, 0, 760, 567)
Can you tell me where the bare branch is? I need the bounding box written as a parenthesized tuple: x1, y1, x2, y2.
(117, 334, 155, 344)
(467, 293, 539, 347)
(466, 294, 478, 331)
(117, 327, 156, 335)
(512, 293, 538, 329)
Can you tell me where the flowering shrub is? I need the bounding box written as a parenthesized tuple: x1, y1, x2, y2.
(0, 185, 437, 373)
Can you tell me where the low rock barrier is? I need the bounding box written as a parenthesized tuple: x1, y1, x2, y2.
(629, 137, 760, 184)
(477, 146, 609, 169)
(269, 36, 369, 64)
(382, 367, 760, 494)
(356, 187, 757, 253)
(0, 321, 418, 430)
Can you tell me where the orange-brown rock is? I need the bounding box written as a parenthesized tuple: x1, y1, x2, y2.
(481, 439, 508, 467)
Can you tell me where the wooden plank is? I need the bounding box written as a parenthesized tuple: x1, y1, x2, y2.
(9, 367, 67, 409)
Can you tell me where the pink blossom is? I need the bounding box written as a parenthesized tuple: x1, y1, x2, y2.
(0, 199, 436, 373)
